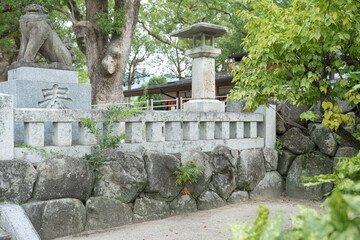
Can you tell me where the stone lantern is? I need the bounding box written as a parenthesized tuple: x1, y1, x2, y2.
(170, 22, 227, 112)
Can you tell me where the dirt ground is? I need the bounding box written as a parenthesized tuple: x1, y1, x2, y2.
(57, 197, 324, 240)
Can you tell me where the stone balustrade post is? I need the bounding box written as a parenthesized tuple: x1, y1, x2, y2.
(255, 104, 276, 148)
(146, 122, 163, 142)
(0, 94, 14, 160)
(215, 122, 230, 139)
(250, 122, 258, 138)
(200, 122, 215, 140)
(183, 121, 199, 140)
(24, 122, 44, 146)
(78, 123, 97, 145)
(230, 121, 244, 139)
(125, 122, 143, 143)
(165, 122, 182, 141)
(53, 122, 72, 146)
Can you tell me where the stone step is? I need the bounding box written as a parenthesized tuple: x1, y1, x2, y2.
(0, 227, 11, 240)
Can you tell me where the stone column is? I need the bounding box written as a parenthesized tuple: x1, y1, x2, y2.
(170, 23, 227, 112)
(0, 94, 14, 160)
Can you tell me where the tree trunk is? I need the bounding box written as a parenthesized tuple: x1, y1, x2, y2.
(336, 125, 360, 150)
(85, 0, 140, 108)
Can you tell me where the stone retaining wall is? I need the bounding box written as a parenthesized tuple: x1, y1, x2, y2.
(0, 145, 283, 239)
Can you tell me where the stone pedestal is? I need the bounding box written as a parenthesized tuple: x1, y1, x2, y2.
(0, 66, 91, 144)
(0, 67, 90, 109)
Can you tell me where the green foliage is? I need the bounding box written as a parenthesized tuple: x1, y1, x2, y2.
(230, 205, 283, 240)
(302, 151, 360, 193)
(174, 160, 204, 195)
(229, 0, 360, 131)
(95, 7, 126, 35)
(276, 137, 283, 156)
(230, 152, 360, 240)
(300, 111, 321, 122)
(80, 105, 139, 174)
(136, 76, 168, 110)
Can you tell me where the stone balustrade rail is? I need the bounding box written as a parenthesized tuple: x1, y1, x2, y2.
(0, 94, 276, 163)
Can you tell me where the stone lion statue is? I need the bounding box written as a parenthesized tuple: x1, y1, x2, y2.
(17, 4, 75, 66)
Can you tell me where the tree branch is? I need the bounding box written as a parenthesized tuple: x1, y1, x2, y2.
(138, 20, 184, 51)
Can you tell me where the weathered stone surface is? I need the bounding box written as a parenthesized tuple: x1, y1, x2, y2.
(144, 151, 181, 199)
(197, 190, 225, 210)
(227, 191, 249, 204)
(263, 148, 278, 171)
(276, 119, 286, 135)
(93, 151, 146, 203)
(17, 4, 74, 66)
(286, 152, 333, 200)
(0, 204, 40, 240)
(0, 160, 37, 204)
(281, 127, 315, 154)
(169, 194, 197, 215)
(210, 146, 237, 199)
(22, 198, 86, 240)
(250, 171, 284, 200)
(133, 197, 170, 223)
(334, 133, 353, 147)
(236, 149, 266, 191)
(309, 124, 338, 156)
(334, 147, 358, 167)
(85, 197, 132, 231)
(335, 147, 358, 158)
(32, 157, 94, 202)
(181, 151, 212, 197)
(280, 102, 310, 126)
(277, 150, 297, 176)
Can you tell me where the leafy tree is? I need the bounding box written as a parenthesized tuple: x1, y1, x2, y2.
(229, 0, 360, 149)
(137, 76, 168, 110)
(139, 0, 251, 77)
(0, 0, 140, 107)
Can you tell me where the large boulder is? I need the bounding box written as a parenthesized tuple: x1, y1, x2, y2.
(210, 146, 238, 199)
(334, 147, 358, 167)
(262, 148, 278, 171)
(335, 147, 358, 158)
(227, 191, 249, 204)
(32, 157, 94, 202)
(276, 119, 287, 135)
(279, 102, 310, 126)
(143, 151, 181, 199)
(22, 198, 86, 240)
(85, 197, 132, 231)
(250, 171, 284, 200)
(197, 190, 225, 210)
(281, 127, 315, 154)
(92, 151, 146, 203)
(133, 197, 170, 223)
(277, 150, 297, 176)
(181, 151, 212, 197)
(169, 194, 197, 215)
(286, 152, 333, 200)
(236, 149, 266, 191)
(0, 160, 37, 204)
(309, 124, 338, 156)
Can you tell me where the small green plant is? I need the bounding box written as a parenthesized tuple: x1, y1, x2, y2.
(15, 143, 76, 159)
(81, 105, 139, 176)
(174, 160, 204, 195)
(275, 137, 283, 156)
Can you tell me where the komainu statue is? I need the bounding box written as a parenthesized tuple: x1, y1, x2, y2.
(16, 4, 75, 66)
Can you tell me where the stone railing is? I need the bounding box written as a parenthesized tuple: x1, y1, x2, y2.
(0, 94, 276, 163)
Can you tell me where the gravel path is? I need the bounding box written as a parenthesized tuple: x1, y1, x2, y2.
(57, 198, 324, 240)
